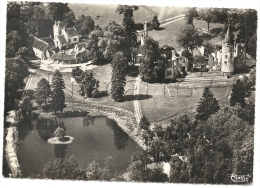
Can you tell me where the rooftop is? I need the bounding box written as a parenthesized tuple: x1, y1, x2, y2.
(31, 35, 54, 52)
(50, 53, 75, 61)
(65, 28, 79, 37)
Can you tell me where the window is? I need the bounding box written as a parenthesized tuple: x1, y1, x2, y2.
(230, 53, 232, 58)
(73, 38, 77, 41)
(224, 61, 227, 65)
(69, 39, 71, 43)
(225, 55, 227, 58)
(182, 58, 186, 63)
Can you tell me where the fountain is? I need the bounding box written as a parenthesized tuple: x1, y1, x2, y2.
(48, 127, 74, 144)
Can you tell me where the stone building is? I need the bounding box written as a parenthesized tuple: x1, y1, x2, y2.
(53, 21, 80, 50)
(208, 28, 246, 76)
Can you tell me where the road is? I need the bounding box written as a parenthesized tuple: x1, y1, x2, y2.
(160, 14, 186, 27)
(133, 76, 142, 124)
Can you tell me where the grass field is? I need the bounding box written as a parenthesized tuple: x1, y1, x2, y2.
(148, 18, 224, 49)
(68, 3, 185, 26)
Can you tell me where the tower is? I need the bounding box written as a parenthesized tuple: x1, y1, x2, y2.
(140, 21, 148, 46)
(221, 28, 234, 76)
(233, 30, 246, 71)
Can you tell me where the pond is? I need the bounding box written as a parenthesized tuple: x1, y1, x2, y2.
(16, 116, 142, 177)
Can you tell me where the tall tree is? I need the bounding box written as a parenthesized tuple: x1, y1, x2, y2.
(197, 8, 218, 31)
(75, 15, 95, 39)
(151, 15, 160, 29)
(35, 78, 51, 105)
(116, 5, 139, 61)
(20, 96, 32, 119)
(63, 11, 75, 28)
(184, 7, 198, 26)
(79, 72, 99, 98)
(50, 70, 66, 112)
(111, 52, 127, 102)
(139, 116, 150, 131)
(48, 2, 71, 22)
(196, 86, 220, 121)
(139, 36, 160, 83)
(230, 79, 246, 107)
(177, 25, 203, 53)
(5, 57, 29, 111)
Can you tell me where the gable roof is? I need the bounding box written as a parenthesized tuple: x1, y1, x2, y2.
(65, 28, 79, 37)
(57, 35, 67, 44)
(31, 35, 53, 52)
(40, 37, 54, 46)
(76, 42, 87, 51)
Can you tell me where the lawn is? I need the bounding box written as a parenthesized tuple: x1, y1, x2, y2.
(148, 18, 224, 50)
(138, 77, 232, 123)
(68, 3, 185, 26)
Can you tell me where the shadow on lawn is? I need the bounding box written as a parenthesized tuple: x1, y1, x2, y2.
(124, 94, 152, 101)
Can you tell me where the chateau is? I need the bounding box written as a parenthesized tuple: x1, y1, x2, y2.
(208, 27, 246, 76)
(31, 21, 89, 65)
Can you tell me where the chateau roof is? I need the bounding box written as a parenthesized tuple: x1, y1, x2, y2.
(31, 35, 53, 52)
(51, 53, 75, 61)
(41, 37, 54, 46)
(57, 35, 67, 44)
(65, 28, 79, 37)
(224, 27, 232, 44)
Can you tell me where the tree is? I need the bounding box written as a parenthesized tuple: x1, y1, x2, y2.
(6, 30, 22, 58)
(248, 33, 257, 59)
(116, 5, 139, 61)
(48, 2, 71, 22)
(196, 86, 220, 121)
(127, 160, 146, 181)
(101, 156, 115, 180)
(99, 21, 125, 61)
(139, 36, 160, 83)
(63, 11, 75, 28)
(75, 15, 95, 39)
(151, 15, 160, 29)
(5, 57, 29, 111)
(145, 168, 169, 182)
(35, 117, 57, 141)
(139, 116, 150, 130)
(50, 70, 66, 112)
(79, 72, 99, 98)
(230, 79, 246, 107)
(177, 25, 203, 53)
(184, 7, 198, 25)
(35, 78, 51, 105)
(85, 160, 102, 180)
(193, 54, 206, 69)
(43, 155, 86, 180)
(111, 52, 127, 102)
(20, 96, 32, 118)
(197, 8, 218, 31)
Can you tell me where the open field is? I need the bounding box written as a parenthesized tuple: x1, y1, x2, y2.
(148, 18, 224, 49)
(68, 3, 185, 26)
(138, 76, 234, 122)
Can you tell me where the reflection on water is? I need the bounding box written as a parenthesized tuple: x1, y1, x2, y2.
(35, 118, 57, 141)
(82, 116, 95, 127)
(17, 119, 33, 141)
(54, 144, 68, 159)
(17, 116, 142, 177)
(106, 118, 129, 150)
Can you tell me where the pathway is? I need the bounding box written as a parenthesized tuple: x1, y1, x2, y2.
(160, 14, 186, 27)
(134, 76, 142, 124)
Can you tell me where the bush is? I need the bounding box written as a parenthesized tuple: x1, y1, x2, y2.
(91, 89, 99, 98)
(42, 104, 51, 112)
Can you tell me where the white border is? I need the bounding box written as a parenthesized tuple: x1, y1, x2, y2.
(1, 0, 259, 188)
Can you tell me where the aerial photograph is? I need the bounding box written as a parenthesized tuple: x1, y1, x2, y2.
(1, 0, 258, 185)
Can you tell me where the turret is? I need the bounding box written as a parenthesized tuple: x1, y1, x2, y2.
(221, 27, 234, 76)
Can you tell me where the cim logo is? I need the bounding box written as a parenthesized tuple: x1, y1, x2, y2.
(226, 173, 252, 183)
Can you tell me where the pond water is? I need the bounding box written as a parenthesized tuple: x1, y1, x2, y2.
(16, 116, 142, 177)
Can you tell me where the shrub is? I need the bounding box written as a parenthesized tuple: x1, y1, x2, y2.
(91, 88, 99, 98)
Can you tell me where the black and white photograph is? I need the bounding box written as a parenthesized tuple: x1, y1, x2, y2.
(1, 0, 259, 187)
